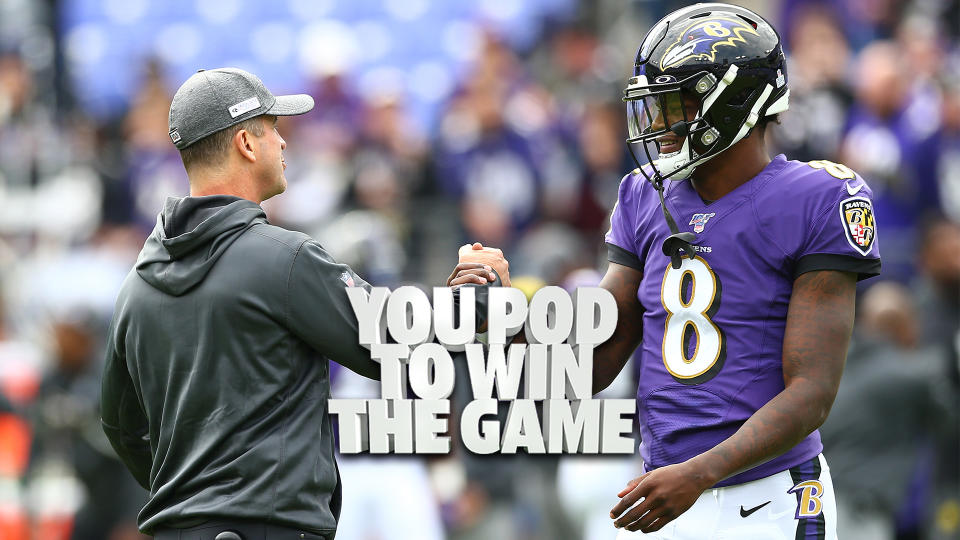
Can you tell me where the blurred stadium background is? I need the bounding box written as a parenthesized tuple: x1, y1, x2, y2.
(0, 0, 958, 538)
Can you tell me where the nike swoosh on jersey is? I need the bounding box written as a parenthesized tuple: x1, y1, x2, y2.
(845, 181, 864, 195)
(740, 501, 772, 518)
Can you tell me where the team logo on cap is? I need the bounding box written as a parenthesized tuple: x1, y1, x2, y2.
(659, 16, 760, 70)
(229, 96, 261, 118)
(689, 212, 716, 233)
(839, 197, 876, 255)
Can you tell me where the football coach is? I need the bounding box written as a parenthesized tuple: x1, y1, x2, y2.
(99, 68, 491, 540)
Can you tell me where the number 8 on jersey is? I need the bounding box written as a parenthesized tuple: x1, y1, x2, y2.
(660, 256, 726, 385)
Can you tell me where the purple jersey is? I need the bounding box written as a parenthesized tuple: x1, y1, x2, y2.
(605, 155, 881, 487)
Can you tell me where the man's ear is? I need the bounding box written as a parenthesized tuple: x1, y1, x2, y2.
(234, 128, 257, 163)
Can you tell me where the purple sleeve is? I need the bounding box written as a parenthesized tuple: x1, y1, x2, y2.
(795, 179, 881, 281)
(605, 174, 644, 272)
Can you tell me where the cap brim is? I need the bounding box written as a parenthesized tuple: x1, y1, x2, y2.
(266, 94, 315, 116)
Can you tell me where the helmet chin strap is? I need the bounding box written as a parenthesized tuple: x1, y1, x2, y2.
(655, 180, 698, 269)
(654, 139, 697, 181)
(631, 132, 698, 269)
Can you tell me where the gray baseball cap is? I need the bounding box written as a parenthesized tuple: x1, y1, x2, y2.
(168, 67, 315, 150)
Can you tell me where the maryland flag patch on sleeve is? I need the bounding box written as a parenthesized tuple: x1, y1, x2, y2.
(839, 197, 876, 255)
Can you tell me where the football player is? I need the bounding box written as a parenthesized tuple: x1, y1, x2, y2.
(452, 3, 882, 537)
(596, 3, 881, 538)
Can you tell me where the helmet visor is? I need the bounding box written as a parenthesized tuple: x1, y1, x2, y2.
(626, 90, 688, 143)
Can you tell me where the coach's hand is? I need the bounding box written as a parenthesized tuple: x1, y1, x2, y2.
(609, 461, 712, 533)
(457, 242, 510, 287)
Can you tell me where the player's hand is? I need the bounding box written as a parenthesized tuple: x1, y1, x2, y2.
(447, 262, 497, 287)
(457, 242, 511, 287)
(609, 461, 712, 533)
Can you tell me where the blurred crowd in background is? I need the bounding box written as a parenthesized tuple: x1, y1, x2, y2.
(0, 0, 958, 539)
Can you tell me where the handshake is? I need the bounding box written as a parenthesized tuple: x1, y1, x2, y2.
(446, 242, 511, 288)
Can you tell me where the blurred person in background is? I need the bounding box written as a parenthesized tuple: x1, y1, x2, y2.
(0, 51, 101, 246)
(0, 51, 61, 191)
(355, 90, 429, 202)
(303, 70, 365, 156)
(571, 101, 628, 237)
(510, 222, 593, 285)
(524, 19, 629, 246)
(27, 312, 146, 540)
(435, 34, 542, 251)
(914, 216, 960, 367)
(779, 0, 906, 49)
(935, 68, 960, 222)
(122, 60, 187, 230)
(820, 282, 955, 540)
(316, 89, 430, 286)
(769, 5, 853, 162)
(528, 22, 613, 108)
(912, 215, 960, 540)
(895, 16, 946, 90)
(262, 70, 363, 233)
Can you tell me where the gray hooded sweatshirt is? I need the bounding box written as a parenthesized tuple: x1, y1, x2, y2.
(101, 195, 379, 536)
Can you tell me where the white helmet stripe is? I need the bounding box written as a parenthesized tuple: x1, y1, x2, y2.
(730, 83, 773, 145)
(765, 88, 790, 116)
(700, 64, 739, 115)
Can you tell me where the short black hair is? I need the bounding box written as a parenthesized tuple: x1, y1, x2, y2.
(179, 116, 265, 172)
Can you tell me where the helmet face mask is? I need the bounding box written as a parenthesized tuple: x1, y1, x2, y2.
(624, 72, 723, 181)
(624, 3, 790, 184)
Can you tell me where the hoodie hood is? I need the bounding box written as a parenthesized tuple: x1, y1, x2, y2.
(136, 196, 266, 296)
